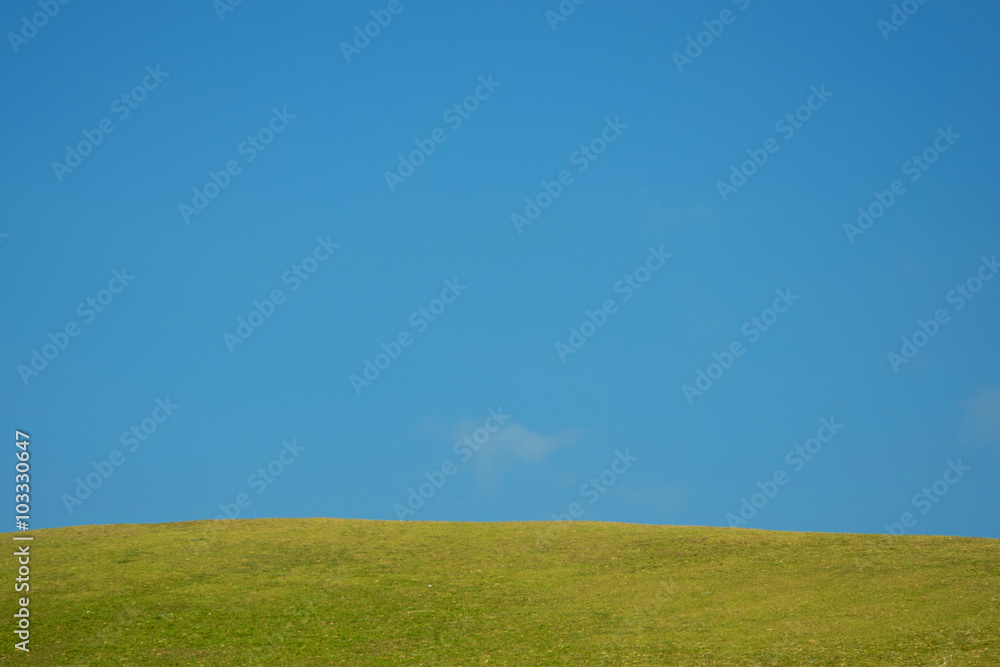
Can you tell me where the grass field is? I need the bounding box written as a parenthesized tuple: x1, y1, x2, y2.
(2, 519, 998, 665)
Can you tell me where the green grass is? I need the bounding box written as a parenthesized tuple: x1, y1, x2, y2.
(3, 519, 999, 665)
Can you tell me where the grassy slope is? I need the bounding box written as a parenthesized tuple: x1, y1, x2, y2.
(2, 519, 998, 666)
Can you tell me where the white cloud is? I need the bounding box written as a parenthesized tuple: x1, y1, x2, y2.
(451, 417, 582, 486)
(489, 423, 580, 462)
(960, 387, 1000, 447)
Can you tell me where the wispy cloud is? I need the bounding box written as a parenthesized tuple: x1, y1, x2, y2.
(961, 387, 1000, 448)
(451, 417, 583, 486)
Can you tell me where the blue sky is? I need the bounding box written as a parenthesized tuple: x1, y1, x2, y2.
(3, 0, 999, 538)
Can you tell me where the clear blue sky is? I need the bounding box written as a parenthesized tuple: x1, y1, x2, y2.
(3, 0, 999, 538)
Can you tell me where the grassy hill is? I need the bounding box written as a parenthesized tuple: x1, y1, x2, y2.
(2, 519, 998, 666)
